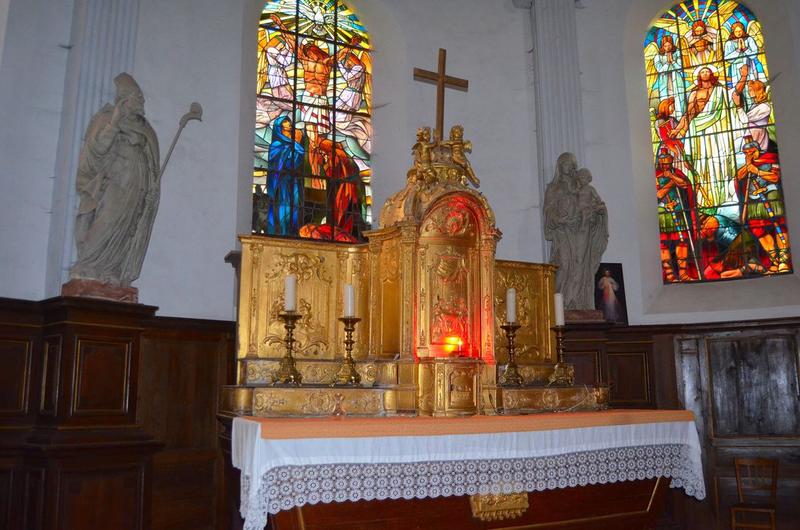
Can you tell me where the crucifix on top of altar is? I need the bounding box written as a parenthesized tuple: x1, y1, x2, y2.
(223, 48, 610, 419)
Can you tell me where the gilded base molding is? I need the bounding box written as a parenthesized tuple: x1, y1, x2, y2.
(469, 492, 529, 522)
(251, 386, 416, 417)
(495, 384, 610, 414)
(220, 386, 254, 416)
(241, 358, 410, 387)
(503, 363, 558, 386)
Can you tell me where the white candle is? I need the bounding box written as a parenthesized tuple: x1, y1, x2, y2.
(554, 293, 565, 326)
(284, 275, 297, 312)
(506, 288, 516, 323)
(343, 284, 355, 317)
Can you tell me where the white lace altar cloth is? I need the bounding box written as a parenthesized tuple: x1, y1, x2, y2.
(233, 413, 705, 530)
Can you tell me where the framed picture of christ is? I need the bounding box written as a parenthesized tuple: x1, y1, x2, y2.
(594, 263, 629, 325)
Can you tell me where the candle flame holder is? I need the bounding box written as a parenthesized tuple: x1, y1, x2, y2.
(274, 311, 303, 386)
(554, 325, 566, 364)
(499, 322, 523, 387)
(332, 316, 361, 386)
(547, 325, 575, 387)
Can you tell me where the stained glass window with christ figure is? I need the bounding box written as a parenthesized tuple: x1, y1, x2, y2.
(253, 0, 372, 242)
(643, 0, 791, 283)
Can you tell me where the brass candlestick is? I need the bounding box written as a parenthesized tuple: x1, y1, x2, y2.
(547, 325, 574, 387)
(333, 316, 361, 386)
(274, 311, 303, 386)
(499, 322, 523, 386)
(554, 325, 566, 364)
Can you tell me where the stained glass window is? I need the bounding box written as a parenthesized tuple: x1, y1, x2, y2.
(253, 0, 372, 242)
(644, 0, 792, 283)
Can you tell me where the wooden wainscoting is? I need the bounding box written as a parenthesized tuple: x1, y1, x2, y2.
(139, 316, 235, 530)
(563, 317, 800, 529)
(671, 319, 800, 529)
(562, 322, 657, 409)
(0, 297, 236, 530)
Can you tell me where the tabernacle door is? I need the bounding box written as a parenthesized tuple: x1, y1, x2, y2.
(417, 194, 493, 360)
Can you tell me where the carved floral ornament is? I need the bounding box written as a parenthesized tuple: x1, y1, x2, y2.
(265, 297, 329, 357)
(420, 198, 477, 238)
(265, 252, 333, 284)
(379, 239, 400, 282)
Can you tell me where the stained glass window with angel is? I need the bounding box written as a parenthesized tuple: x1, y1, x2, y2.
(253, 0, 372, 242)
(644, 0, 791, 283)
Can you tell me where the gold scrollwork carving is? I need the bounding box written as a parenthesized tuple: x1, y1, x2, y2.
(265, 252, 333, 284)
(245, 361, 280, 384)
(420, 202, 475, 238)
(379, 240, 400, 283)
(253, 388, 386, 416)
(541, 388, 561, 409)
(469, 493, 529, 522)
(494, 261, 557, 363)
(253, 391, 288, 415)
(265, 297, 329, 357)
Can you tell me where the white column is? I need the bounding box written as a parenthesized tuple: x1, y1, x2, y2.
(45, 0, 140, 296)
(514, 0, 585, 258)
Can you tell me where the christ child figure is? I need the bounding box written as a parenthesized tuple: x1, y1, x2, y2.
(575, 168, 605, 231)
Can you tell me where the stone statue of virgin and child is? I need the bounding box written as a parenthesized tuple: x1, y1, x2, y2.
(544, 152, 609, 311)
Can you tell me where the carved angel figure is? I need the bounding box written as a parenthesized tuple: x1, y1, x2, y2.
(445, 125, 480, 188)
(409, 126, 435, 184)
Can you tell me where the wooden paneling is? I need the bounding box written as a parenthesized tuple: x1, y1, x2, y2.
(72, 338, 132, 416)
(606, 352, 650, 405)
(267, 478, 669, 530)
(671, 321, 800, 528)
(57, 466, 144, 530)
(39, 336, 61, 416)
(0, 338, 32, 414)
(560, 322, 656, 409)
(0, 297, 160, 530)
(151, 451, 218, 530)
(706, 334, 800, 437)
(139, 317, 235, 530)
(22, 468, 44, 530)
(0, 469, 12, 530)
(0, 296, 236, 530)
(562, 350, 601, 385)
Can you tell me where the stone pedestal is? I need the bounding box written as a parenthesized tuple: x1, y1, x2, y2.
(565, 309, 605, 322)
(61, 278, 139, 303)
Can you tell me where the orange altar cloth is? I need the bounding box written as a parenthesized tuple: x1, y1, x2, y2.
(246, 409, 695, 440)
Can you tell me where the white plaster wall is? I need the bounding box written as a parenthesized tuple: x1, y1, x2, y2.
(371, 0, 540, 265)
(575, 0, 800, 324)
(127, 0, 537, 319)
(0, 0, 73, 301)
(132, 0, 251, 320)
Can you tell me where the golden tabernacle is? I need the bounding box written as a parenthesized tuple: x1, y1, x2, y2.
(221, 122, 609, 418)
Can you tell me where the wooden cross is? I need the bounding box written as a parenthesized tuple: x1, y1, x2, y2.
(413, 48, 469, 142)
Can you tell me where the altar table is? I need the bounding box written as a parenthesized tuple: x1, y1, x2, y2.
(232, 410, 706, 530)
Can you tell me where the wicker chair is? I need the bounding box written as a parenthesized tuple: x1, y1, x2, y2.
(730, 458, 778, 530)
